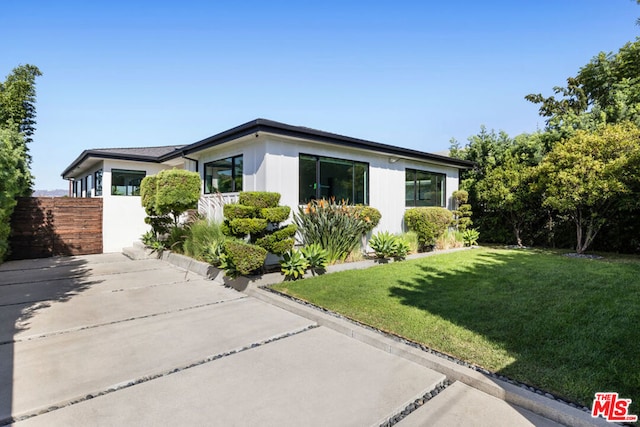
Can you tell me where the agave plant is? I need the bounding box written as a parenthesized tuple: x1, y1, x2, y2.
(300, 243, 329, 270)
(462, 228, 480, 247)
(280, 250, 309, 280)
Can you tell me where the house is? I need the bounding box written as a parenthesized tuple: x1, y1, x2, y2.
(62, 119, 473, 253)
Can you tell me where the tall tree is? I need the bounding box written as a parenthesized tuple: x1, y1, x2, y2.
(538, 122, 640, 254)
(526, 40, 640, 139)
(0, 64, 42, 195)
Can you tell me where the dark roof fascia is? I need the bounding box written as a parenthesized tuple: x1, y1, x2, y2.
(161, 118, 475, 169)
(61, 150, 164, 178)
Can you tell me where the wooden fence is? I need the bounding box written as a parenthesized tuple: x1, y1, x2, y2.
(9, 197, 103, 260)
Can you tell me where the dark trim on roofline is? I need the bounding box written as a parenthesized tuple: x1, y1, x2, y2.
(160, 119, 475, 169)
(61, 150, 165, 178)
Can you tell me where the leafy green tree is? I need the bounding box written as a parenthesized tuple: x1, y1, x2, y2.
(476, 153, 537, 247)
(526, 40, 640, 140)
(538, 122, 640, 253)
(0, 64, 42, 195)
(0, 127, 28, 260)
(154, 169, 201, 225)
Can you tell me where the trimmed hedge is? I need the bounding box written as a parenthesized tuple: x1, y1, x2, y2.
(259, 206, 291, 223)
(154, 169, 201, 218)
(223, 240, 267, 275)
(238, 191, 280, 209)
(229, 218, 268, 235)
(223, 203, 257, 220)
(255, 224, 297, 255)
(404, 207, 453, 251)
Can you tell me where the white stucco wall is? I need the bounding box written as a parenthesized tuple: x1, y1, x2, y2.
(101, 160, 172, 253)
(258, 135, 461, 234)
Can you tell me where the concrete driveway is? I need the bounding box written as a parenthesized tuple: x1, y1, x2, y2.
(0, 254, 584, 426)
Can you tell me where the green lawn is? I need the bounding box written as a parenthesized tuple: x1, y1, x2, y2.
(272, 247, 640, 412)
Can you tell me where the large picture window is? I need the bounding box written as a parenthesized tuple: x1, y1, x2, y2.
(299, 154, 368, 204)
(204, 155, 243, 193)
(111, 169, 146, 196)
(405, 169, 446, 207)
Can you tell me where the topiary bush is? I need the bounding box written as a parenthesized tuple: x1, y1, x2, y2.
(238, 191, 280, 209)
(221, 240, 267, 277)
(404, 207, 453, 251)
(154, 169, 201, 225)
(221, 191, 296, 273)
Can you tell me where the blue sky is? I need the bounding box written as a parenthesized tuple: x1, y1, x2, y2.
(1, 1, 638, 190)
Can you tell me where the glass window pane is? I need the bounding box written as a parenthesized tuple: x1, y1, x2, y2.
(95, 169, 103, 196)
(233, 156, 243, 192)
(299, 155, 317, 203)
(319, 157, 352, 202)
(354, 162, 368, 205)
(204, 155, 242, 193)
(405, 169, 415, 207)
(111, 169, 146, 196)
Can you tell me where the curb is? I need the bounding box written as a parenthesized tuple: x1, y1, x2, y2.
(152, 247, 609, 427)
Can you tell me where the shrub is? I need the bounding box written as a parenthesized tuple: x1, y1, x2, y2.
(280, 250, 309, 280)
(229, 218, 268, 236)
(223, 203, 257, 220)
(166, 225, 189, 253)
(294, 199, 372, 263)
(369, 231, 410, 260)
(183, 219, 226, 263)
(404, 207, 453, 251)
(238, 191, 280, 209)
(255, 224, 297, 255)
(154, 169, 201, 225)
(301, 243, 329, 270)
(401, 231, 419, 254)
(259, 206, 291, 223)
(463, 228, 480, 246)
(351, 205, 381, 232)
(221, 240, 267, 277)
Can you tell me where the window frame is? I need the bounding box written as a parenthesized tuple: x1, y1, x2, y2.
(298, 154, 369, 205)
(203, 155, 243, 194)
(405, 168, 446, 207)
(110, 169, 146, 196)
(94, 169, 103, 196)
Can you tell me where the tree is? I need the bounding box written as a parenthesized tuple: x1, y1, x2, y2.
(538, 122, 640, 254)
(526, 40, 640, 139)
(476, 153, 537, 247)
(0, 127, 28, 260)
(0, 64, 42, 195)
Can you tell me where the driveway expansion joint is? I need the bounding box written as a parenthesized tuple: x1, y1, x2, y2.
(3, 296, 248, 345)
(2, 324, 318, 426)
(380, 379, 453, 427)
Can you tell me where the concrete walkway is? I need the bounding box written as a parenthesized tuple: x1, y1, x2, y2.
(0, 254, 604, 426)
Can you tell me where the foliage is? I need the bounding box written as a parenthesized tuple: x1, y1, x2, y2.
(255, 223, 296, 256)
(238, 191, 280, 209)
(273, 247, 640, 414)
(223, 203, 257, 220)
(462, 229, 480, 246)
(228, 218, 268, 236)
(221, 240, 267, 277)
(369, 231, 410, 260)
(166, 225, 189, 253)
(280, 249, 309, 280)
(404, 207, 453, 251)
(451, 190, 472, 231)
(259, 206, 291, 223)
(183, 219, 226, 264)
(350, 205, 382, 232)
(0, 127, 28, 261)
(538, 122, 640, 253)
(0, 64, 42, 195)
(475, 152, 538, 247)
(140, 175, 172, 238)
(222, 192, 293, 264)
(154, 169, 201, 225)
(435, 229, 464, 250)
(294, 199, 373, 263)
(401, 231, 419, 254)
(526, 39, 640, 135)
(300, 243, 329, 270)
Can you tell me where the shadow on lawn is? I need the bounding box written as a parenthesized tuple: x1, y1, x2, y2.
(388, 249, 640, 410)
(0, 256, 101, 424)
